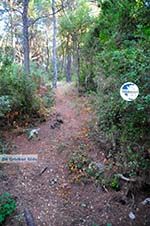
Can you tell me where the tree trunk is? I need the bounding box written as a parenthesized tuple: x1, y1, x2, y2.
(46, 38, 50, 73)
(9, 0, 15, 61)
(76, 41, 80, 89)
(52, 0, 58, 88)
(22, 0, 30, 75)
(66, 36, 72, 83)
(66, 54, 72, 83)
(72, 34, 80, 89)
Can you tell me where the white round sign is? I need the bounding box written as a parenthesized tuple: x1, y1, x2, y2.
(120, 82, 139, 101)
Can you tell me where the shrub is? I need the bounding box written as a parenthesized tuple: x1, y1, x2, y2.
(96, 2, 150, 184)
(0, 54, 54, 126)
(97, 44, 150, 146)
(0, 137, 9, 154)
(0, 96, 12, 118)
(0, 192, 16, 223)
(0, 56, 38, 115)
(81, 0, 150, 187)
(109, 175, 120, 191)
(67, 152, 105, 184)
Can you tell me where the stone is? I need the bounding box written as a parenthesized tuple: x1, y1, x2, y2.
(129, 211, 136, 220)
(142, 198, 150, 205)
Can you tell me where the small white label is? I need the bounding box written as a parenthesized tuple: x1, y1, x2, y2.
(120, 82, 139, 101)
(0, 155, 38, 163)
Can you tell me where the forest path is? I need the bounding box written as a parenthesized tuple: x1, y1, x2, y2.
(1, 82, 106, 226)
(0, 83, 143, 226)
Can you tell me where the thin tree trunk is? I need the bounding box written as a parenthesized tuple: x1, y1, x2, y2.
(22, 0, 30, 75)
(72, 34, 80, 89)
(66, 37, 72, 83)
(52, 0, 58, 88)
(76, 41, 80, 89)
(60, 53, 65, 75)
(9, 0, 15, 61)
(66, 54, 72, 82)
(46, 38, 50, 73)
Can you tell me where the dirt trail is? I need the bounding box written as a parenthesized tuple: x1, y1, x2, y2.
(0, 83, 149, 226)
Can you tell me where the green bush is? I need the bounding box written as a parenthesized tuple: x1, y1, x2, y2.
(0, 55, 39, 116)
(0, 137, 9, 154)
(110, 175, 120, 191)
(0, 54, 54, 125)
(97, 2, 150, 181)
(80, 0, 150, 185)
(0, 96, 12, 117)
(41, 87, 55, 109)
(0, 192, 16, 223)
(97, 44, 150, 146)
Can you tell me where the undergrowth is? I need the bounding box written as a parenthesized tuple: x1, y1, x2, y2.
(0, 192, 16, 224)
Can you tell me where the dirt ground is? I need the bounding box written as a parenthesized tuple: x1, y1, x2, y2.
(0, 83, 149, 226)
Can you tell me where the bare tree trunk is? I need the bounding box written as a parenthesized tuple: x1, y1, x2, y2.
(52, 0, 58, 88)
(76, 40, 80, 89)
(9, 0, 15, 61)
(66, 54, 72, 82)
(46, 38, 50, 73)
(66, 36, 72, 83)
(72, 34, 80, 89)
(22, 0, 30, 75)
(60, 52, 65, 75)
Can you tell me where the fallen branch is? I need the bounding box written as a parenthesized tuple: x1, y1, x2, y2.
(102, 185, 108, 193)
(117, 174, 136, 182)
(24, 208, 36, 226)
(39, 167, 48, 176)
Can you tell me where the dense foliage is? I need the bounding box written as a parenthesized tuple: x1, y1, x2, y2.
(0, 53, 53, 127)
(81, 0, 150, 185)
(0, 192, 16, 223)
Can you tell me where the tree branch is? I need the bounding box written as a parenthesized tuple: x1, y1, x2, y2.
(29, 6, 65, 27)
(12, 8, 23, 15)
